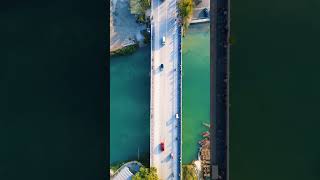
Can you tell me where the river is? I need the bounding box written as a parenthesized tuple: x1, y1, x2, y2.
(230, 0, 320, 179)
(110, 46, 151, 164)
(182, 23, 210, 164)
(110, 23, 210, 165)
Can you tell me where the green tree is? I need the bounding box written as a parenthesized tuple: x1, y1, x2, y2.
(139, 0, 151, 10)
(182, 165, 197, 180)
(132, 167, 159, 180)
(178, 0, 194, 35)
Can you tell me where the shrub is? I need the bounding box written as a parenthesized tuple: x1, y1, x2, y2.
(178, 0, 194, 35)
(110, 43, 139, 56)
(182, 165, 197, 180)
(132, 167, 159, 180)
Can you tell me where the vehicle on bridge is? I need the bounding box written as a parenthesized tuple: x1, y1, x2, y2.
(160, 142, 165, 151)
(162, 36, 166, 45)
(160, 64, 164, 71)
(203, 8, 209, 17)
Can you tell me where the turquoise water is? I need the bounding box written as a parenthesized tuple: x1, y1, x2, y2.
(110, 46, 151, 164)
(110, 24, 210, 165)
(182, 23, 210, 164)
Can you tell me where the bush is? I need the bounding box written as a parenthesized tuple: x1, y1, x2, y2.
(178, 0, 194, 35)
(182, 165, 197, 180)
(141, 29, 151, 44)
(110, 43, 139, 56)
(132, 167, 159, 180)
(139, 0, 151, 11)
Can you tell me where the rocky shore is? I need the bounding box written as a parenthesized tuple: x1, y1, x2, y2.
(198, 124, 211, 178)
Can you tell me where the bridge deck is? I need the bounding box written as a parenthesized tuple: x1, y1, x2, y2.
(150, 0, 182, 179)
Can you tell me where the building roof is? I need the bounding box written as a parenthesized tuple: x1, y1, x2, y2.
(112, 167, 134, 180)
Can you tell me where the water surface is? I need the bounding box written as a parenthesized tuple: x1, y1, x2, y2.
(182, 23, 210, 164)
(110, 46, 150, 164)
(231, 0, 320, 179)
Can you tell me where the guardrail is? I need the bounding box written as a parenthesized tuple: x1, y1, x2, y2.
(150, 20, 155, 166)
(177, 23, 182, 179)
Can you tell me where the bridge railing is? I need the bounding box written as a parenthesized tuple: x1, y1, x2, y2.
(176, 23, 182, 178)
(150, 20, 155, 166)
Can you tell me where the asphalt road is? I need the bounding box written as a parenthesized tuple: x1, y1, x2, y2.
(150, 0, 180, 179)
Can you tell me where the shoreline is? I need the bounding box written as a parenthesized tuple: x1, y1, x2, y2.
(110, 0, 148, 53)
(110, 42, 139, 56)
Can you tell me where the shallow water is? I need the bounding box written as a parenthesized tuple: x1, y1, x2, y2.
(182, 23, 210, 164)
(110, 23, 210, 165)
(110, 46, 151, 164)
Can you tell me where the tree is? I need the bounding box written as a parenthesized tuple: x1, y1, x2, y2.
(139, 0, 151, 10)
(178, 0, 194, 35)
(182, 165, 197, 180)
(132, 167, 159, 180)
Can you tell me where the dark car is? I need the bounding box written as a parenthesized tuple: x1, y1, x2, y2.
(160, 142, 165, 151)
(203, 8, 209, 17)
(160, 64, 164, 71)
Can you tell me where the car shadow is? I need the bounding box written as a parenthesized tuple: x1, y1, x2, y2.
(153, 143, 162, 155)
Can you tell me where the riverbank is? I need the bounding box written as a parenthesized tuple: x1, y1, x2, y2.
(198, 126, 211, 178)
(110, 0, 146, 53)
(110, 43, 139, 56)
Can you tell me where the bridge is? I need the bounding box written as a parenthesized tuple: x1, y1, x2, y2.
(149, 0, 182, 179)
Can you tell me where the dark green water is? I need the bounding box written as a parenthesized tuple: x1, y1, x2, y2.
(110, 46, 150, 164)
(0, 1, 106, 179)
(182, 24, 210, 164)
(231, 0, 320, 179)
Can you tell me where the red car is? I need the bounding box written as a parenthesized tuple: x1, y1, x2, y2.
(160, 142, 165, 151)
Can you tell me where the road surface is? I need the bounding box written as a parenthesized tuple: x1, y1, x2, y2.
(150, 0, 181, 179)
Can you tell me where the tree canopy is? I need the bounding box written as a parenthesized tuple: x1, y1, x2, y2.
(178, 0, 194, 35)
(132, 167, 159, 180)
(139, 0, 151, 11)
(182, 165, 197, 180)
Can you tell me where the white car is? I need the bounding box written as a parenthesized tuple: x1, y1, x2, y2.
(162, 36, 166, 45)
(175, 113, 179, 119)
